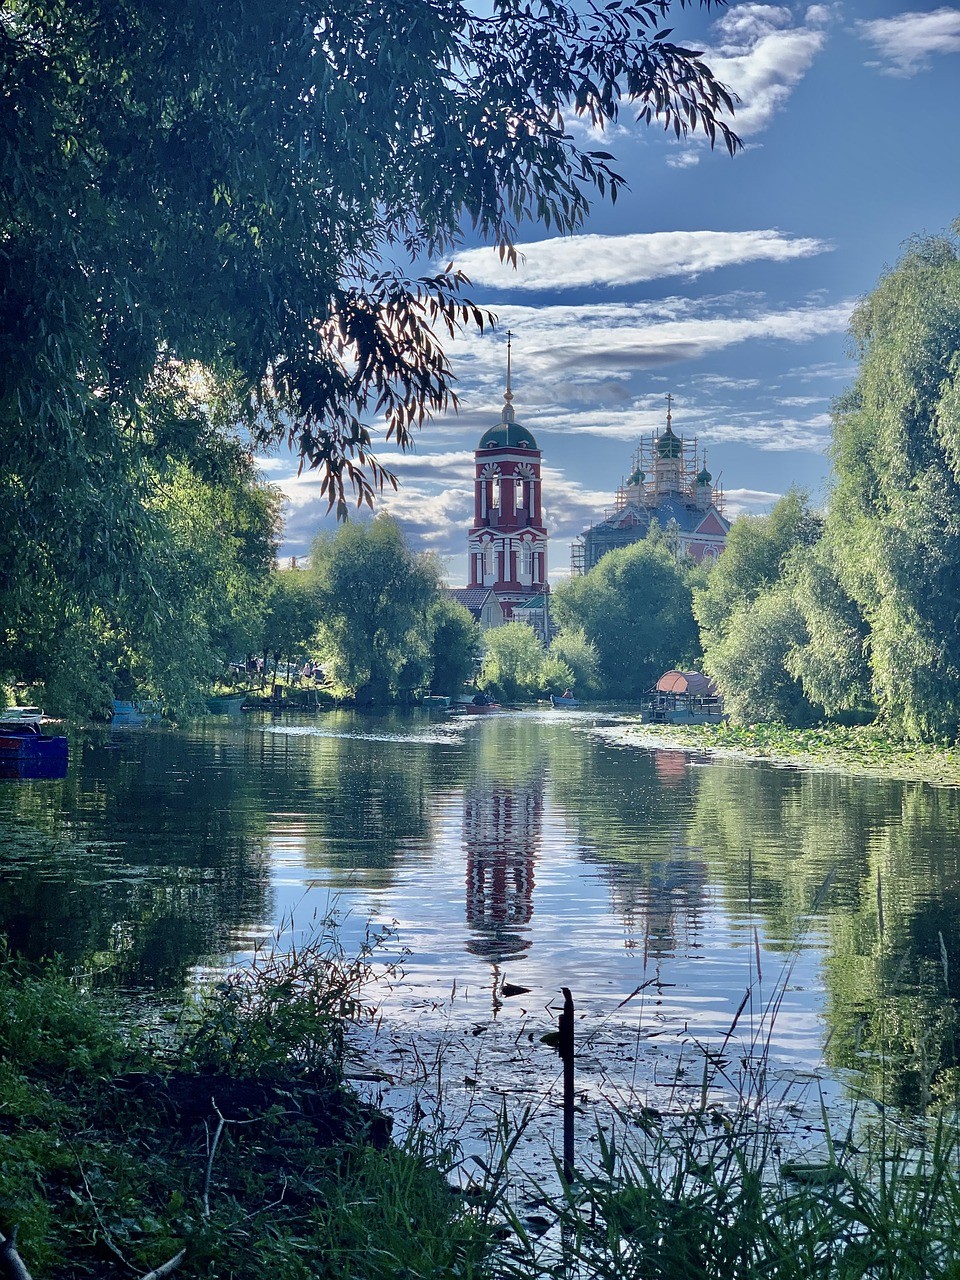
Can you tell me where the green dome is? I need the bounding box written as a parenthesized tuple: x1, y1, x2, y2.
(696, 467, 712, 485)
(628, 468, 645, 487)
(656, 425, 682, 459)
(478, 419, 538, 450)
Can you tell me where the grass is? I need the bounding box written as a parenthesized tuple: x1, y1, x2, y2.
(625, 721, 960, 786)
(4, 929, 960, 1279)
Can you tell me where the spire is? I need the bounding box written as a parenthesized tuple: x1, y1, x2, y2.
(501, 329, 516, 423)
(665, 391, 673, 430)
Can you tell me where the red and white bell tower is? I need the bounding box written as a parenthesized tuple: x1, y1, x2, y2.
(467, 334, 549, 617)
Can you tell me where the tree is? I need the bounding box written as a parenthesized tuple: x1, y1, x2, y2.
(705, 586, 817, 725)
(551, 537, 699, 698)
(786, 536, 871, 718)
(427, 596, 480, 698)
(825, 230, 960, 740)
(691, 491, 822, 725)
(479, 622, 569, 702)
(1, 0, 738, 686)
(260, 569, 321, 676)
(549, 628, 601, 696)
(309, 516, 440, 703)
(693, 490, 821, 653)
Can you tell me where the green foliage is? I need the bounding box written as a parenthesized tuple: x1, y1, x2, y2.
(259, 568, 321, 666)
(826, 231, 960, 740)
(552, 537, 699, 698)
(0, 949, 489, 1280)
(704, 587, 815, 725)
(310, 516, 441, 704)
(426, 595, 481, 697)
(179, 916, 400, 1083)
(693, 489, 821, 653)
(691, 492, 826, 727)
(480, 622, 558, 701)
(0, 0, 738, 717)
(787, 536, 872, 717)
(549, 626, 602, 695)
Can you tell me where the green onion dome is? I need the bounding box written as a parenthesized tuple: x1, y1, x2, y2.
(656, 425, 682, 459)
(478, 419, 538, 450)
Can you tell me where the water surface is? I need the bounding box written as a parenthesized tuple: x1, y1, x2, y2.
(2, 708, 958, 1146)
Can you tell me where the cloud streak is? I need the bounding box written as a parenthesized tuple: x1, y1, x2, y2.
(856, 7, 960, 76)
(453, 228, 829, 292)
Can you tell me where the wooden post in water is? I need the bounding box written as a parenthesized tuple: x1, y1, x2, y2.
(559, 986, 575, 1184)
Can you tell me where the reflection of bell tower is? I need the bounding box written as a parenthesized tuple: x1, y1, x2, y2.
(463, 781, 542, 965)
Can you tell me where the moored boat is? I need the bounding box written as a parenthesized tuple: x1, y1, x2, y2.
(0, 708, 68, 778)
(206, 691, 251, 714)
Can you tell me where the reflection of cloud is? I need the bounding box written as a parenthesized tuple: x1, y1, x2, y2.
(453, 229, 828, 292)
(856, 7, 960, 76)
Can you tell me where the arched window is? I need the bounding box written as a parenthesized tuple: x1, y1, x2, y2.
(521, 543, 532, 576)
(491, 477, 500, 509)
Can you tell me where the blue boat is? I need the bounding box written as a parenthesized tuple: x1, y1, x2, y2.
(0, 709, 68, 778)
(550, 694, 579, 708)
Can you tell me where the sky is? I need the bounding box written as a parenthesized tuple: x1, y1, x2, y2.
(262, 2, 960, 583)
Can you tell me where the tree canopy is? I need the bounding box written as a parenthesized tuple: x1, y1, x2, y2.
(552, 536, 700, 697)
(823, 230, 960, 739)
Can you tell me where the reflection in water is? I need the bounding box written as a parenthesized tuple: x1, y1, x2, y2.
(463, 781, 541, 965)
(4, 712, 960, 1109)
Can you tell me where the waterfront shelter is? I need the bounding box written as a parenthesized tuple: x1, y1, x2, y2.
(644, 669, 724, 723)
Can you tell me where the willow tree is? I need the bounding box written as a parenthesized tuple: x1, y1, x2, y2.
(827, 230, 960, 740)
(1, 0, 738, 691)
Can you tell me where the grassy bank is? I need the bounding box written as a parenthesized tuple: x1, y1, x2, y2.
(0, 945, 492, 1280)
(622, 722, 960, 786)
(5, 944, 960, 1278)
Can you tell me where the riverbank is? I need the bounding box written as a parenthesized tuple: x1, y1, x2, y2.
(5, 957, 960, 1279)
(612, 721, 960, 786)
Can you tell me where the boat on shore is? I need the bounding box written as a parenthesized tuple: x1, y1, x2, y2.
(206, 692, 251, 714)
(0, 708, 68, 778)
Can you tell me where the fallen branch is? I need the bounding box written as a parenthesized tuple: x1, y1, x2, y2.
(0, 1226, 185, 1280)
(138, 1247, 187, 1279)
(0, 1227, 34, 1280)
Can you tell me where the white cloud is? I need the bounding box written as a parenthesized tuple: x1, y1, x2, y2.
(665, 149, 702, 169)
(452, 228, 829, 292)
(856, 7, 960, 76)
(706, 3, 828, 137)
(723, 487, 783, 515)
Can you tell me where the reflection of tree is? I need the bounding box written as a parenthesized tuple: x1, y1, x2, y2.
(546, 734, 707, 955)
(822, 784, 960, 1109)
(0, 728, 274, 986)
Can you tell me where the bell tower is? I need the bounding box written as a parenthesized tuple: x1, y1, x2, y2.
(467, 334, 549, 617)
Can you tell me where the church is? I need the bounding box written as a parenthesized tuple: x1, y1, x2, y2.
(456, 336, 550, 639)
(571, 397, 729, 575)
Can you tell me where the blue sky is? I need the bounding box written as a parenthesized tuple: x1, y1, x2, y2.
(263, 2, 960, 583)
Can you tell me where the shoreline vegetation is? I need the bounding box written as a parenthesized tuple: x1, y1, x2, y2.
(4, 934, 960, 1279)
(618, 721, 960, 788)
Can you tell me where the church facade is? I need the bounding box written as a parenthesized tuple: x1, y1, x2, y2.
(466, 341, 549, 634)
(572, 399, 729, 575)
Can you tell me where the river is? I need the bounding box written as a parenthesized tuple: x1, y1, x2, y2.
(2, 708, 959, 1170)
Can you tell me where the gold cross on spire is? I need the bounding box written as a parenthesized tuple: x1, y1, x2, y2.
(504, 330, 514, 405)
(665, 392, 673, 428)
